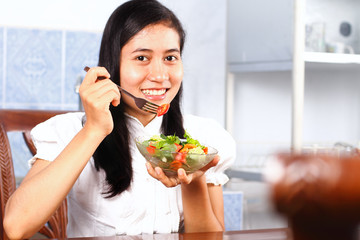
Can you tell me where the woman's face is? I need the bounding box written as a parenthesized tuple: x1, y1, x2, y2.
(119, 23, 183, 123)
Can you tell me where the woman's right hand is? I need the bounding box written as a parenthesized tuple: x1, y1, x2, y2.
(4, 68, 120, 239)
(79, 66, 121, 137)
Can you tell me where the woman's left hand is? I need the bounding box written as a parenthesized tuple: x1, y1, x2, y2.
(145, 155, 220, 187)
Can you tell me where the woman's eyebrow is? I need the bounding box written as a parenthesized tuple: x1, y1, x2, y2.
(131, 48, 180, 54)
(132, 48, 153, 53)
(165, 48, 180, 53)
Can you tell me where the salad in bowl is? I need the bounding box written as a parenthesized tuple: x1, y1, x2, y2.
(136, 132, 218, 176)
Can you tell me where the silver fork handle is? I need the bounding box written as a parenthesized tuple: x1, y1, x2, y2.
(115, 85, 136, 99)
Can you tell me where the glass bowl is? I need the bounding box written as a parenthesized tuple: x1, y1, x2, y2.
(135, 136, 218, 176)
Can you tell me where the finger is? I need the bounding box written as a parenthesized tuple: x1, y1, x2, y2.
(200, 155, 220, 172)
(177, 168, 192, 184)
(154, 167, 177, 188)
(146, 163, 179, 187)
(103, 89, 121, 108)
(173, 178, 180, 186)
(98, 82, 121, 107)
(81, 81, 120, 108)
(82, 66, 110, 87)
(145, 162, 158, 179)
(111, 97, 121, 107)
(81, 80, 116, 98)
(111, 86, 121, 107)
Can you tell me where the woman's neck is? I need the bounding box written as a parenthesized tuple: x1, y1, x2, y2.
(124, 107, 157, 127)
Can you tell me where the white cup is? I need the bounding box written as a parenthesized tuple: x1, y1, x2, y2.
(327, 42, 354, 54)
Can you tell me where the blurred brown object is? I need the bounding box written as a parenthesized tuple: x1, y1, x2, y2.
(267, 152, 360, 240)
(0, 109, 69, 239)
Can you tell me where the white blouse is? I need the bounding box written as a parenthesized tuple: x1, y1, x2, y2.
(29, 112, 235, 237)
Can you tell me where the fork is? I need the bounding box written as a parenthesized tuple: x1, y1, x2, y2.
(84, 66, 159, 114)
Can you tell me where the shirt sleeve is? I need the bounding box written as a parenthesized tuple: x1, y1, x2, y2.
(28, 112, 84, 167)
(204, 123, 236, 186)
(184, 115, 236, 186)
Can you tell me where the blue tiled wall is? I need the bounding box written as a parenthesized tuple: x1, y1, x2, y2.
(0, 27, 3, 107)
(8, 132, 32, 179)
(65, 31, 101, 106)
(2, 27, 101, 110)
(0, 26, 102, 177)
(224, 191, 243, 231)
(6, 28, 62, 106)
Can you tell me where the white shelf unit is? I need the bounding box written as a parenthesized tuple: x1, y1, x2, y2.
(226, 0, 360, 176)
(304, 52, 360, 64)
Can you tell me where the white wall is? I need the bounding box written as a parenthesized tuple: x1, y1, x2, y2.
(303, 65, 360, 144)
(0, 0, 227, 126)
(0, 0, 121, 32)
(233, 71, 292, 168)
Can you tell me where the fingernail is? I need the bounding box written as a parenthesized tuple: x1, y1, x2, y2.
(178, 169, 184, 176)
(145, 162, 151, 170)
(155, 167, 162, 175)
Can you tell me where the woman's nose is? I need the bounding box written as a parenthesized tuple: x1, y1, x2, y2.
(147, 61, 169, 82)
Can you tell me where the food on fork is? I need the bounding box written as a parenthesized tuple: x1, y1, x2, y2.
(157, 104, 170, 117)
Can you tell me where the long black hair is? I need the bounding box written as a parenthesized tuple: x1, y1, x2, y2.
(94, 0, 186, 198)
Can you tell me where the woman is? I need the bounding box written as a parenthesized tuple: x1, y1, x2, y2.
(4, 0, 235, 238)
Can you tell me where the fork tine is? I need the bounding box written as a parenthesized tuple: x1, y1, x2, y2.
(142, 105, 158, 112)
(141, 107, 157, 113)
(134, 101, 157, 111)
(144, 101, 159, 108)
(142, 108, 157, 114)
(143, 103, 158, 110)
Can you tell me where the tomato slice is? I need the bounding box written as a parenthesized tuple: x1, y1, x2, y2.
(203, 147, 208, 154)
(175, 152, 187, 163)
(170, 160, 183, 171)
(146, 146, 156, 154)
(157, 103, 170, 117)
(175, 143, 183, 152)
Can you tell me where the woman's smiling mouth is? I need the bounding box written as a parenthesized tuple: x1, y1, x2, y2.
(141, 88, 168, 100)
(141, 89, 167, 96)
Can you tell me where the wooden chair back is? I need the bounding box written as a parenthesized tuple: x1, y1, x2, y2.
(0, 109, 69, 239)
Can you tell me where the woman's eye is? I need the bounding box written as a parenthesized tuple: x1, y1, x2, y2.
(165, 56, 177, 61)
(136, 56, 148, 61)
